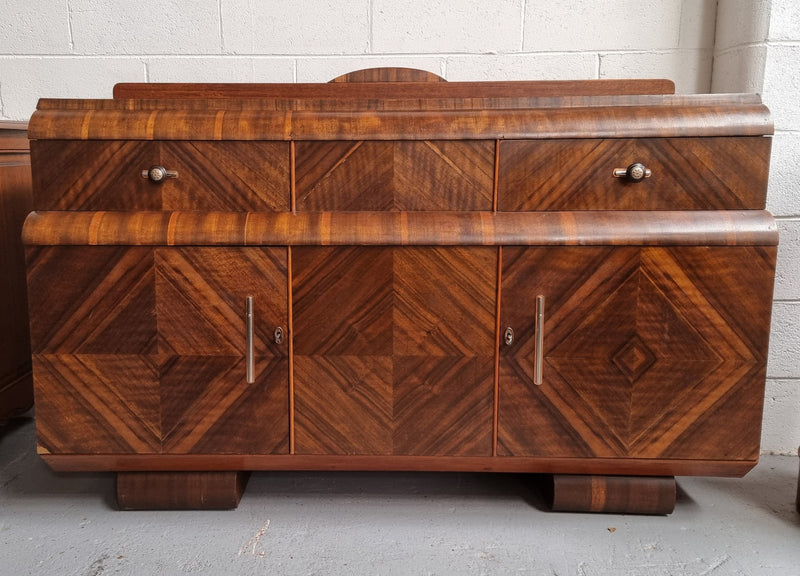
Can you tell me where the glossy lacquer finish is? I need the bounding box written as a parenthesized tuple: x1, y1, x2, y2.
(24, 69, 777, 512)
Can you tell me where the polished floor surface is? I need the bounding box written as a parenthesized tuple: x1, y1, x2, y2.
(2, 415, 799, 576)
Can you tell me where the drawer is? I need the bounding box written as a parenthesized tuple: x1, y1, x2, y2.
(497, 137, 771, 211)
(31, 140, 291, 211)
(295, 140, 495, 211)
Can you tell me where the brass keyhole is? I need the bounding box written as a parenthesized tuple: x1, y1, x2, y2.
(504, 327, 514, 346)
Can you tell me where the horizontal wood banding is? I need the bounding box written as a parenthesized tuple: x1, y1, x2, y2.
(22, 210, 778, 247)
(37, 94, 763, 114)
(111, 79, 676, 100)
(41, 453, 756, 477)
(116, 471, 249, 510)
(28, 103, 772, 141)
(548, 474, 676, 515)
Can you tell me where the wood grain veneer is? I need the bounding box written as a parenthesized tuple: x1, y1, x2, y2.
(40, 453, 756, 478)
(548, 475, 676, 515)
(498, 245, 775, 461)
(111, 78, 675, 100)
(117, 471, 248, 510)
(22, 210, 778, 247)
(36, 93, 762, 113)
(498, 137, 771, 211)
(27, 102, 772, 141)
(30, 141, 290, 211)
(292, 246, 495, 456)
(0, 122, 34, 420)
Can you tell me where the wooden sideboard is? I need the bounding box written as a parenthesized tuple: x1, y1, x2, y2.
(0, 122, 34, 422)
(24, 69, 777, 512)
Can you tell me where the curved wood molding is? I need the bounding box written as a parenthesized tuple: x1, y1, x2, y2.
(28, 103, 772, 141)
(329, 67, 447, 83)
(23, 210, 778, 247)
(36, 94, 762, 114)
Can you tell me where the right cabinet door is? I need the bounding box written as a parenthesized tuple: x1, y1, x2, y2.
(497, 245, 775, 460)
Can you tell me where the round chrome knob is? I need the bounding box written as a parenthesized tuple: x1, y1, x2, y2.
(627, 162, 647, 181)
(613, 162, 652, 182)
(141, 166, 178, 183)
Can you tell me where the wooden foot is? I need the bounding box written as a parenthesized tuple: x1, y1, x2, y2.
(116, 471, 250, 510)
(547, 474, 676, 515)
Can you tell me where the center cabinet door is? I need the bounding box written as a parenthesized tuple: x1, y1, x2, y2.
(292, 246, 497, 456)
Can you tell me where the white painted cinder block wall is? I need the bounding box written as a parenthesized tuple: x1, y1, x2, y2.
(0, 1, 798, 454)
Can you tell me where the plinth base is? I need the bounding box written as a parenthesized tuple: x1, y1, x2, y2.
(547, 474, 676, 515)
(117, 471, 250, 510)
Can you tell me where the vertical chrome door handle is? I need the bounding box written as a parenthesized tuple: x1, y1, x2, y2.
(246, 296, 255, 384)
(534, 295, 545, 386)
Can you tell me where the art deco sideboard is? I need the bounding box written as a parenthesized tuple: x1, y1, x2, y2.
(23, 68, 777, 512)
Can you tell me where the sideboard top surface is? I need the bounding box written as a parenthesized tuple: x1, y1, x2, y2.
(29, 78, 772, 141)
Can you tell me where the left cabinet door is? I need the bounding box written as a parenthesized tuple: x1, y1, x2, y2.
(28, 246, 290, 456)
(155, 247, 289, 455)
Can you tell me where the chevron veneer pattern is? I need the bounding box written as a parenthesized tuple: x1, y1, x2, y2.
(292, 246, 496, 456)
(498, 137, 771, 211)
(294, 140, 495, 211)
(28, 246, 290, 455)
(498, 246, 775, 460)
(30, 141, 290, 211)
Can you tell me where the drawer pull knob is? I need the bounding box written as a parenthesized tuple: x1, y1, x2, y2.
(141, 165, 179, 182)
(613, 163, 651, 182)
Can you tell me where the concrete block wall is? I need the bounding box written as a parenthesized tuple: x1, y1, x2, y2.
(0, 0, 718, 120)
(713, 0, 800, 455)
(1, 1, 798, 454)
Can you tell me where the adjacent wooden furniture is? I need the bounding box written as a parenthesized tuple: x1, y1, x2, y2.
(24, 69, 777, 512)
(0, 122, 34, 422)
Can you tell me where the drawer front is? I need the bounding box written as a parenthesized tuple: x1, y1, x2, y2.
(31, 140, 291, 211)
(295, 140, 495, 211)
(498, 137, 770, 211)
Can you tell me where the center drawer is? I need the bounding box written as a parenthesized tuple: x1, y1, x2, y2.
(30, 140, 291, 211)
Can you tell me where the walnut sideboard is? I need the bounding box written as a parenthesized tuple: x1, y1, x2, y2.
(23, 69, 777, 513)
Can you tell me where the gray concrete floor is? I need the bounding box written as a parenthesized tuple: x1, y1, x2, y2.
(2, 414, 799, 576)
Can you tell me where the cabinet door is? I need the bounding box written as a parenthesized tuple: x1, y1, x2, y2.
(498, 246, 775, 460)
(293, 246, 496, 456)
(28, 246, 290, 456)
(28, 246, 160, 454)
(155, 247, 289, 454)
